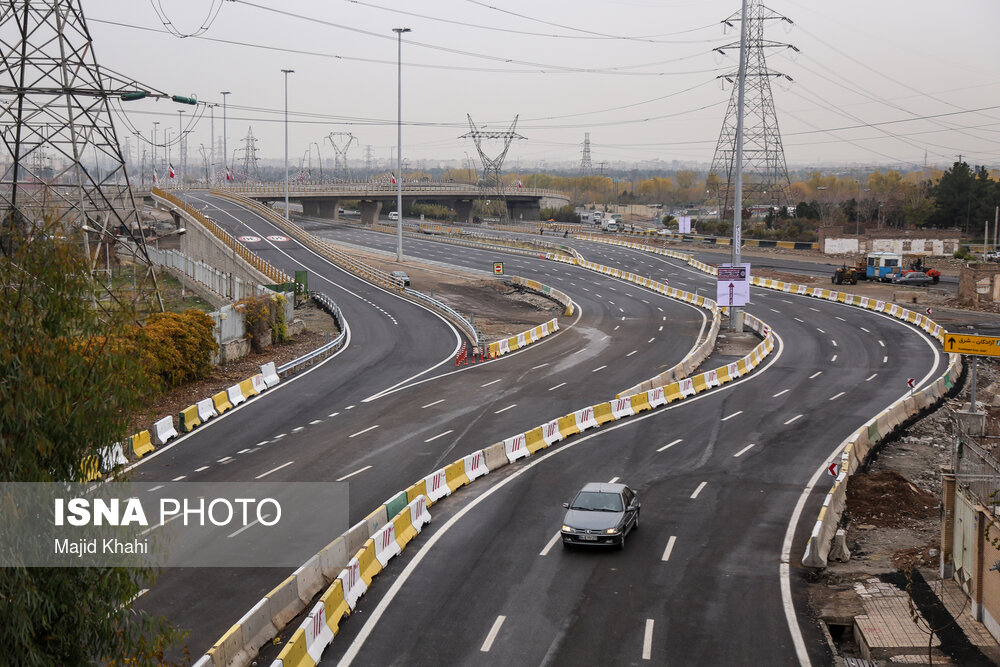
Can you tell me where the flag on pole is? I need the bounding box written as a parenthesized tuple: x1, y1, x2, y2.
(517, 179, 523, 189)
(390, 172, 397, 184)
(168, 163, 175, 179)
(152, 169, 158, 183)
(225, 167, 231, 181)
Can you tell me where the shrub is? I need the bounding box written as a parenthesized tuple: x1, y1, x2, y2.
(141, 309, 218, 389)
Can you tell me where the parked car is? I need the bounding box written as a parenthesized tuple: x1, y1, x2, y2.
(390, 270, 410, 286)
(561, 482, 640, 550)
(891, 271, 934, 286)
(388, 211, 399, 221)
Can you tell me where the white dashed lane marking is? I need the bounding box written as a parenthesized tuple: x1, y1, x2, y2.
(335, 465, 372, 482)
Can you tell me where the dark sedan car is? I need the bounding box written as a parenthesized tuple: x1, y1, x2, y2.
(561, 482, 640, 549)
(891, 271, 933, 286)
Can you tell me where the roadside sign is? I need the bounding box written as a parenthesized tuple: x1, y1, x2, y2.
(827, 462, 839, 478)
(716, 263, 750, 307)
(906, 378, 916, 389)
(493, 262, 504, 275)
(943, 332, 1000, 357)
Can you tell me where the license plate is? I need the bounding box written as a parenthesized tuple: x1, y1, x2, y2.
(580, 535, 597, 541)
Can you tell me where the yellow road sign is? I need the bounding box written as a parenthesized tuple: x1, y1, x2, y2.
(493, 262, 504, 275)
(944, 332, 1000, 356)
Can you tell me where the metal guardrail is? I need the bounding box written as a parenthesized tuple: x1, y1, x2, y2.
(403, 287, 480, 347)
(276, 292, 347, 376)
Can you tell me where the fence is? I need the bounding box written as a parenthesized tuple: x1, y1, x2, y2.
(955, 435, 1000, 515)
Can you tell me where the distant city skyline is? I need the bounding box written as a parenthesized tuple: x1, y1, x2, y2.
(90, 1, 1000, 173)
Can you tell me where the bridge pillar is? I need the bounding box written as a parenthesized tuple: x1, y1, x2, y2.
(302, 198, 341, 220)
(507, 200, 540, 222)
(454, 199, 474, 224)
(359, 200, 383, 226)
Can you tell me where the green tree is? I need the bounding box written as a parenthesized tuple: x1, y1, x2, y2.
(928, 161, 1000, 232)
(0, 217, 182, 664)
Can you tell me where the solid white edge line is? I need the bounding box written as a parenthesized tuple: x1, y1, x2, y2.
(661, 536, 677, 561)
(539, 532, 562, 556)
(777, 300, 945, 667)
(337, 334, 787, 667)
(642, 618, 654, 660)
(480, 615, 506, 653)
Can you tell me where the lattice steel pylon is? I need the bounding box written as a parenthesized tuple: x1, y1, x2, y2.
(0, 0, 166, 309)
(236, 127, 261, 183)
(580, 132, 593, 175)
(708, 0, 796, 222)
(460, 114, 525, 224)
(326, 132, 356, 181)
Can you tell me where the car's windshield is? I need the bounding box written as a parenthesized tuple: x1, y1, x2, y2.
(570, 491, 623, 512)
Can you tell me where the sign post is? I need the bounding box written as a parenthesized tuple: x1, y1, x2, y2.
(716, 263, 750, 309)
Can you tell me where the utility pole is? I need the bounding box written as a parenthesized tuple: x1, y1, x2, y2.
(281, 70, 294, 220)
(177, 109, 185, 184)
(393, 27, 410, 262)
(221, 91, 230, 181)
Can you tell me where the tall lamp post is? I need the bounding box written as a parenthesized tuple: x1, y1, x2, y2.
(393, 27, 410, 262)
(220, 91, 230, 182)
(281, 69, 294, 220)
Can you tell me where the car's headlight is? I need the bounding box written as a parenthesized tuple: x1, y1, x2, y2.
(561, 525, 574, 532)
(605, 528, 619, 534)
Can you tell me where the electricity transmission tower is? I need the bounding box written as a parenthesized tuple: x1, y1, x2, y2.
(364, 144, 373, 179)
(708, 0, 795, 222)
(460, 114, 525, 224)
(326, 132, 357, 181)
(0, 0, 184, 311)
(236, 127, 262, 183)
(580, 132, 593, 175)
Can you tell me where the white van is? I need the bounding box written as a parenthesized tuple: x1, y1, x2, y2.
(388, 211, 399, 221)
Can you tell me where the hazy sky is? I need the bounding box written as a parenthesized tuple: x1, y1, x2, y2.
(88, 0, 1000, 172)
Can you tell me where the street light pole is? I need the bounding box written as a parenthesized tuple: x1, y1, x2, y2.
(221, 91, 230, 182)
(393, 27, 410, 263)
(281, 70, 294, 220)
(152, 121, 159, 182)
(178, 109, 185, 184)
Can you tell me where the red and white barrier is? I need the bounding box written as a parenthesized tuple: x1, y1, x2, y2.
(542, 418, 563, 446)
(704, 369, 720, 388)
(464, 451, 489, 482)
(409, 495, 431, 531)
(301, 600, 334, 661)
(372, 522, 400, 567)
(647, 386, 667, 408)
(678, 378, 696, 397)
(503, 433, 529, 463)
(251, 373, 268, 394)
(516, 332, 527, 347)
(337, 557, 366, 610)
(574, 406, 599, 431)
(424, 469, 450, 502)
(611, 396, 634, 420)
(498, 339, 511, 355)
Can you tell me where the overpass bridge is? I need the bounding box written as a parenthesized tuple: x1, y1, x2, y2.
(136, 182, 570, 224)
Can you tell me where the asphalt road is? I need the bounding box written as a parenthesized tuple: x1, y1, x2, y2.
(294, 225, 945, 666)
(134, 200, 707, 655)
